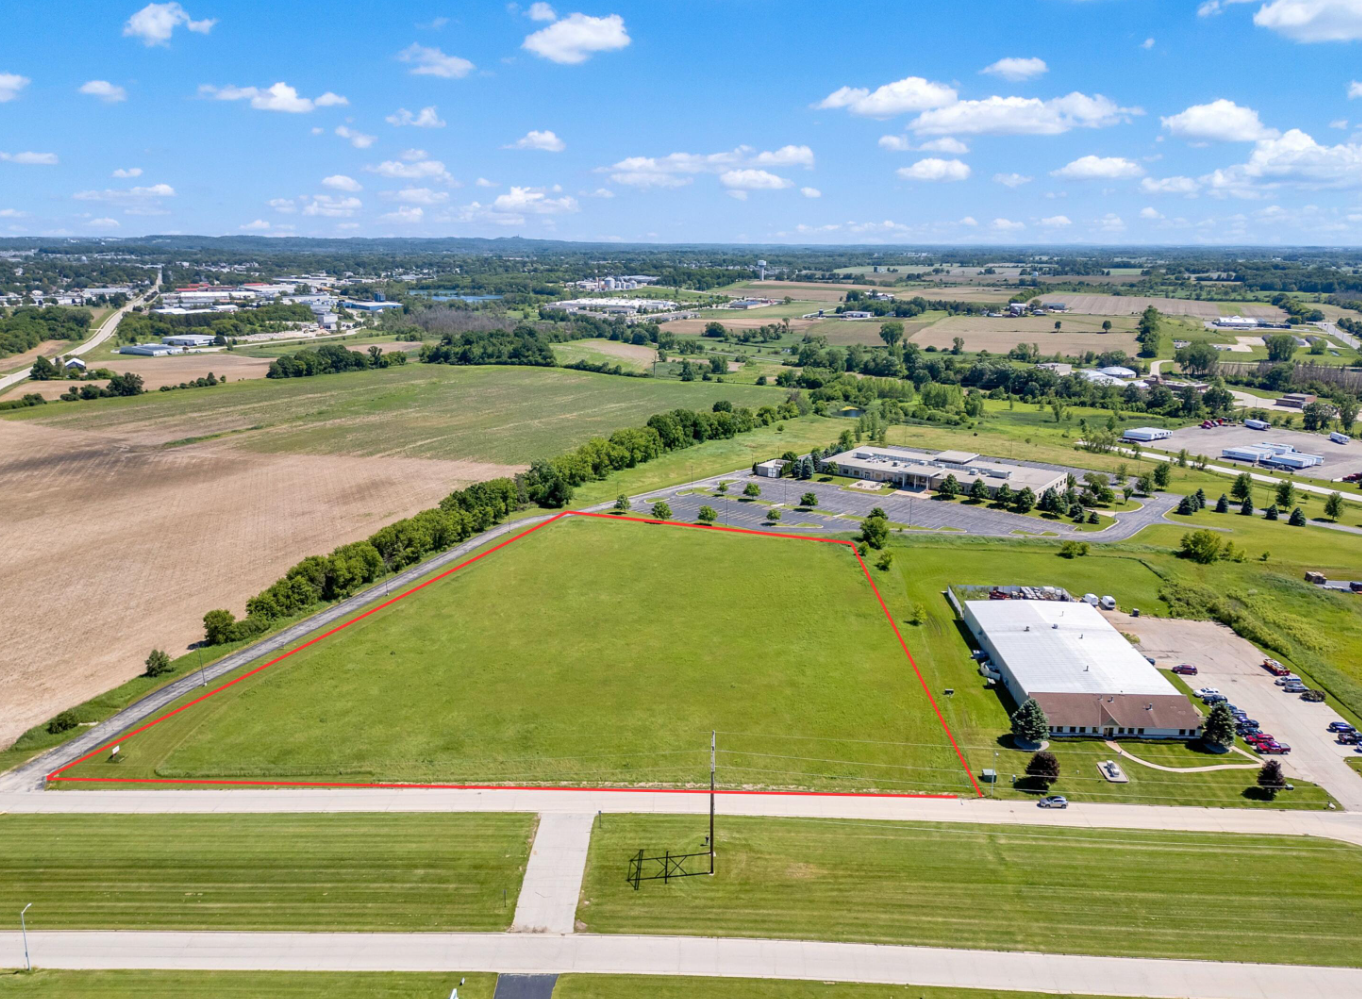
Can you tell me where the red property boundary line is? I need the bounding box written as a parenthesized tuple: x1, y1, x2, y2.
(49, 510, 983, 799)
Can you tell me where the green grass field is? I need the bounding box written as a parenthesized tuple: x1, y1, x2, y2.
(551, 339, 655, 372)
(578, 815, 1362, 966)
(61, 515, 965, 792)
(4, 364, 789, 463)
(0, 813, 532, 931)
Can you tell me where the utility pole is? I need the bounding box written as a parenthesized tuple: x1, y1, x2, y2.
(709, 731, 716, 875)
(20, 903, 32, 972)
(195, 644, 207, 688)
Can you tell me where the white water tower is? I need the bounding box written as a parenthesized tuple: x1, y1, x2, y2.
(756, 259, 767, 280)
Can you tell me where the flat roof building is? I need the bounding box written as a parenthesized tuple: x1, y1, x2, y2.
(961, 598, 1202, 739)
(162, 334, 215, 348)
(1123, 427, 1172, 442)
(825, 445, 1066, 498)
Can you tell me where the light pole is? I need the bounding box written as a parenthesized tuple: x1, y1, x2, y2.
(20, 903, 32, 972)
(195, 644, 207, 688)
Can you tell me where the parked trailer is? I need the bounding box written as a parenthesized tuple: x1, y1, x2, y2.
(1245, 418, 1270, 431)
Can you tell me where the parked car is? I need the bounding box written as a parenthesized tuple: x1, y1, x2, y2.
(1338, 732, 1360, 745)
(1274, 675, 1302, 686)
(1263, 660, 1290, 676)
(1328, 722, 1357, 733)
(1284, 683, 1309, 694)
(1262, 743, 1292, 754)
(1038, 795, 1068, 809)
(1196, 687, 1221, 697)
(1172, 664, 1198, 676)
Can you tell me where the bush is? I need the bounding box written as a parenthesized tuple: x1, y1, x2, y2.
(799, 492, 818, 508)
(614, 494, 631, 512)
(875, 549, 894, 571)
(1058, 540, 1089, 559)
(143, 648, 173, 678)
(766, 507, 782, 523)
(651, 501, 672, 521)
(697, 505, 717, 524)
(47, 710, 79, 735)
(861, 514, 889, 549)
(1026, 750, 1061, 788)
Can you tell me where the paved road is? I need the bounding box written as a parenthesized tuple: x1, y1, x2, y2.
(0, 514, 559, 792)
(1112, 444, 1362, 506)
(0, 276, 160, 395)
(5, 789, 1358, 843)
(2, 929, 1357, 997)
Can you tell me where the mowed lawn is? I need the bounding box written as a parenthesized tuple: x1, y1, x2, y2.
(5, 364, 787, 463)
(578, 815, 1362, 966)
(63, 516, 966, 792)
(0, 813, 533, 931)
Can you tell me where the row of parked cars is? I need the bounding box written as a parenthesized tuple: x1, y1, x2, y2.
(1328, 721, 1362, 752)
(1194, 685, 1292, 753)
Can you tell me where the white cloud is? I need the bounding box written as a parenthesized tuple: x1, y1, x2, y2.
(239, 219, 271, 230)
(1211, 127, 1362, 191)
(1253, 0, 1362, 42)
(991, 218, 1025, 231)
(1331, 118, 1350, 128)
(123, 3, 215, 46)
(1140, 175, 1201, 195)
(401, 148, 428, 161)
(112, 167, 143, 178)
(0, 151, 59, 165)
(912, 92, 1135, 135)
(801, 186, 821, 198)
(0, 73, 31, 102)
(367, 158, 455, 184)
(322, 174, 362, 192)
(527, 2, 557, 20)
(1142, 37, 1156, 49)
(388, 187, 449, 205)
(1140, 207, 1164, 219)
(919, 137, 969, 154)
(1051, 155, 1144, 180)
(993, 172, 1032, 187)
(588, 187, 614, 198)
(268, 198, 297, 213)
(492, 186, 579, 214)
(980, 57, 1047, 82)
(1098, 213, 1126, 232)
(1161, 99, 1277, 142)
(386, 106, 445, 128)
(817, 76, 957, 117)
(79, 80, 127, 102)
(0, 208, 28, 217)
(398, 43, 475, 78)
(73, 183, 174, 216)
(335, 126, 376, 149)
(523, 13, 630, 64)
(897, 157, 970, 181)
(475, 177, 498, 187)
(1039, 215, 1072, 227)
(719, 168, 793, 190)
(201, 82, 347, 114)
(960, 216, 978, 227)
(727, 190, 748, 201)
(878, 135, 912, 151)
(88, 217, 120, 228)
(506, 129, 566, 151)
(1350, 80, 1362, 98)
(602, 144, 813, 189)
(301, 194, 361, 217)
(382, 205, 424, 223)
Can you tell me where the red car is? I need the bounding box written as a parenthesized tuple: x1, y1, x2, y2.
(1261, 743, 1292, 754)
(1263, 662, 1290, 677)
(1172, 664, 1198, 675)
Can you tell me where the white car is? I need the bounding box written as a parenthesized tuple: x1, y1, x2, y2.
(1274, 675, 1302, 686)
(1196, 687, 1221, 698)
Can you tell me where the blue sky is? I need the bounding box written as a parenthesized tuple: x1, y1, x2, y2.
(4, 1, 1362, 245)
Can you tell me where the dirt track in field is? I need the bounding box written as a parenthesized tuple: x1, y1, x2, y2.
(0, 419, 519, 746)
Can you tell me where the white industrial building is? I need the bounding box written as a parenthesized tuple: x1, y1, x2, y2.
(161, 334, 215, 348)
(1221, 441, 1323, 469)
(1123, 427, 1172, 443)
(825, 446, 1066, 498)
(961, 598, 1203, 739)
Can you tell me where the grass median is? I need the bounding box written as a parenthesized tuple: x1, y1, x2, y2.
(578, 814, 1362, 966)
(0, 813, 534, 931)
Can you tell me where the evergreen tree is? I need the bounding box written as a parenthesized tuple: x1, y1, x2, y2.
(1214, 493, 1230, 513)
(1264, 504, 1279, 521)
(1240, 496, 1254, 516)
(1289, 506, 1306, 526)
(1195, 488, 1207, 509)
(1177, 495, 1196, 515)
(1010, 698, 1049, 746)
(1201, 703, 1236, 751)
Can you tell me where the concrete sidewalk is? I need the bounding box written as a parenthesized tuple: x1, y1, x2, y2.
(512, 813, 595, 934)
(2, 930, 1357, 998)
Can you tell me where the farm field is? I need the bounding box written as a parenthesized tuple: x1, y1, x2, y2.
(15, 351, 275, 399)
(1043, 295, 1285, 320)
(5, 364, 785, 461)
(552, 337, 658, 372)
(578, 815, 1362, 966)
(60, 514, 966, 791)
(912, 315, 1139, 354)
(0, 812, 533, 930)
(0, 417, 511, 748)
(665, 315, 816, 337)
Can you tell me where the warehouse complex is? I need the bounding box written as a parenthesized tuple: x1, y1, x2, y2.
(825, 446, 1067, 498)
(959, 596, 1203, 740)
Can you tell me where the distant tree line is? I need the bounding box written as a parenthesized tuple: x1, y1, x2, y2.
(267, 343, 407, 378)
(0, 306, 92, 358)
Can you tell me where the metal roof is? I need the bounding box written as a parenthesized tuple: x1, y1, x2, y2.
(965, 600, 1179, 697)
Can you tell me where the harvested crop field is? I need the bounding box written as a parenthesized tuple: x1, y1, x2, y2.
(667, 316, 816, 336)
(811, 317, 937, 346)
(553, 338, 659, 371)
(0, 419, 516, 747)
(14, 353, 275, 400)
(727, 281, 871, 302)
(1042, 295, 1285, 320)
(912, 315, 1139, 354)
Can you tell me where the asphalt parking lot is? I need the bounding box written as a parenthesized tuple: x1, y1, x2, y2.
(1151, 423, 1362, 482)
(1108, 611, 1362, 810)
